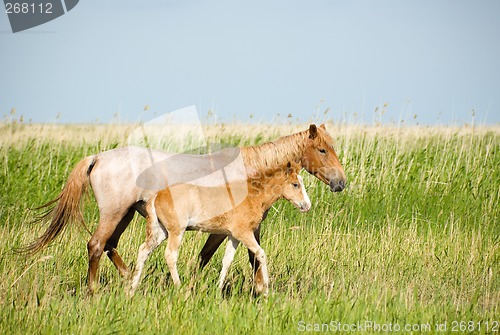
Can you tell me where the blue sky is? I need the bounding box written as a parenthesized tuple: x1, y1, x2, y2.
(1, 0, 499, 125)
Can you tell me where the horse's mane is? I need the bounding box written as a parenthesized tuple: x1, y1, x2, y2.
(241, 129, 309, 173)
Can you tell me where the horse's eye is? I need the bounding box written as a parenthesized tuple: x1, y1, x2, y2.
(319, 148, 326, 154)
(292, 183, 299, 188)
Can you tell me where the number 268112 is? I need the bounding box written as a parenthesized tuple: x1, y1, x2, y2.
(5, 3, 53, 14)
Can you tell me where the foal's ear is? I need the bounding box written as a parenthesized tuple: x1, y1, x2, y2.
(319, 123, 326, 130)
(309, 124, 318, 139)
(286, 161, 292, 175)
(292, 160, 302, 171)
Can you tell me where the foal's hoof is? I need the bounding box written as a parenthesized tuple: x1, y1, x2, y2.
(87, 285, 97, 296)
(125, 288, 136, 298)
(126, 280, 139, 298)
(254, 283, 269, 297)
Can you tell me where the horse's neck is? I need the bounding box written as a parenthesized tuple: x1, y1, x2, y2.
(241, 130, 308, 171)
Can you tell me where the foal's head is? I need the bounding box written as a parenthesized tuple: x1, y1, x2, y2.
(280, 161, 311, 213)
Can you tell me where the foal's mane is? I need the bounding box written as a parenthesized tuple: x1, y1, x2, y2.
(241, 129, 309, 173)
(247, 161, 300, 193)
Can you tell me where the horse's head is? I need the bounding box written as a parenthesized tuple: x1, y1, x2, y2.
(282, 161, 311, 212)
(302, 124, 346, 192)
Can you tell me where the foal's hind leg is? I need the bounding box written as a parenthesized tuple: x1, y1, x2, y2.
(218, 236, 240, 290)
(164, 230, 185, 287)
(128, 211, 168, 295)
(104, 208, 136, 278)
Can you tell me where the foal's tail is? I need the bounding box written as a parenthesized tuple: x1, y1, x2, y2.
(18, 155, 97, 254)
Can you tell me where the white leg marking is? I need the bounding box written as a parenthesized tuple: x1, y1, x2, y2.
(218, 236, 240, 290)
(253, 248, 269, 296)
(128, 198, 167, 296)
(164, 231, 184, 287)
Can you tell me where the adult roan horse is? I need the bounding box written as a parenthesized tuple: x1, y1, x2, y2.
(21, 124, 346, 293)
(128, 161, 311, 296)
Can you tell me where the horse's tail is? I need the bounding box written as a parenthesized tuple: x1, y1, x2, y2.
(18, 155, 97, 254)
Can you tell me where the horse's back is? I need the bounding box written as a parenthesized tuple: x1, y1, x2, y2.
(88, 145, 249, 216)
(88, 147, 172, 212)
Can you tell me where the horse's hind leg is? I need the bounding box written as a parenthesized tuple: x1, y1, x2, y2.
(104, 208, 136, 278)
(87, 209, 131, 293)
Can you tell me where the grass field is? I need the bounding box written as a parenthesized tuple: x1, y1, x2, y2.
(0, 122, 499, 334)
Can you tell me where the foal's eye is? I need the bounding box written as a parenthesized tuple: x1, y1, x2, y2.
(319, 148, 326, 154)
(292, 183, 299, 188)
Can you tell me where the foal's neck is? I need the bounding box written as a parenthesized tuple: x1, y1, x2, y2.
(248, 176, 287, 212)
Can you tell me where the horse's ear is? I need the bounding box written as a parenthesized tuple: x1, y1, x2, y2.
(319, 123, 326, 130)
(286, 161, 292, 175)
(309, 124, 318, 139)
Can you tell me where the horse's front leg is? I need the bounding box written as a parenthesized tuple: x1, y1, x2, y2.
(198, 233, 227, 268)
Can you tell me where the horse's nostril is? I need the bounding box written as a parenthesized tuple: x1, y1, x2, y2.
(331, 179, 345, 192)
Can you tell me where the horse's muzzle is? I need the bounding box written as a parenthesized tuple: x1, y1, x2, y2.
(330, 179, 345, 192)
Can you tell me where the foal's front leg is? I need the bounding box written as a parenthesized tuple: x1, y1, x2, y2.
(248, 210, 269, 284)
(235, 230, 269, 296)
(248, 225, 263, 283)
(199, 211, 266, 272)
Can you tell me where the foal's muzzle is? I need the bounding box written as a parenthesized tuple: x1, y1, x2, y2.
(330, 179, 346, 192)
(299, 202, 311, 212)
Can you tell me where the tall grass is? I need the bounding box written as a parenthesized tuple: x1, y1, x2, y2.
(0, 123, 498, 334)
